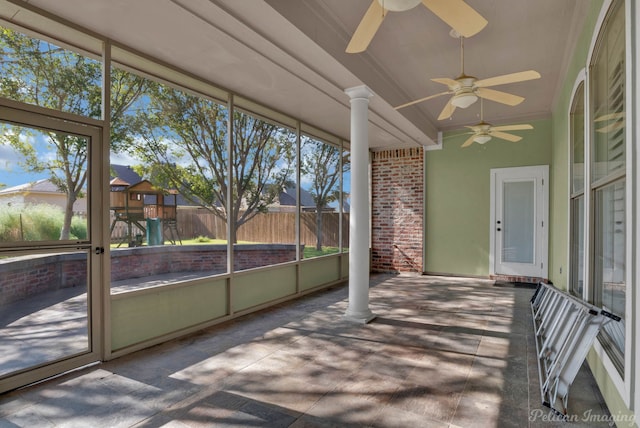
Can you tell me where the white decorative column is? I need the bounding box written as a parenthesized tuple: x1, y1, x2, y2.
(344, 85, 375, 323)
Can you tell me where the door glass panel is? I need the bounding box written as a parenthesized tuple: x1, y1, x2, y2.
(0, 119, 92, 386)
(0, 249, 90, 377)
(0, 122, 89, 245)
(502, 181, 534, 263)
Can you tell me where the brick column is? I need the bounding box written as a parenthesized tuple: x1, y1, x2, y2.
(371, 148, 424, 273)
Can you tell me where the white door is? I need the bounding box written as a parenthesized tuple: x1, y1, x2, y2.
(490, 166, 548, 278)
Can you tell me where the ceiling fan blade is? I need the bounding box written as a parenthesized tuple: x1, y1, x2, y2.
(476, 87, 524, 106)
(475, 70, 541, 88)
(421, 0, 487, 38)
(491, 124, 534, 132)
(461, 135, 476, 148)
(431, 77, 459, 88)
(346, 1, 385, 53)
(394, 91, 450, 109)
(596, 120, 625, 133)
(437, 98, 456, 120)
(491, 131, 522, 142)
(594, 112, 624, 122)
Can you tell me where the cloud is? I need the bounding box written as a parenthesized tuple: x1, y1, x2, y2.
(110, 150, 138, 166)
(0, 144, 23, 170)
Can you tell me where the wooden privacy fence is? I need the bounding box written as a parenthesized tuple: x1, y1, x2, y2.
(111, 208, 349, 247)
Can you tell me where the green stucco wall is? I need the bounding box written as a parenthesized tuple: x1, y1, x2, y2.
(548, 0, 636, 423)
(425, 118, 552, 277)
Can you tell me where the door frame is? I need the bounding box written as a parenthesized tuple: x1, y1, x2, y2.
(0, 100, 104, 393)
(489, 165, 549, 279)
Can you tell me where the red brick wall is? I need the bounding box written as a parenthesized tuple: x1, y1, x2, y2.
(371, 147, 424, 273)
(0, 245, 297, 305)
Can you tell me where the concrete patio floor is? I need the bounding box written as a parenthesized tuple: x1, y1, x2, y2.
(0, 274, 613, 427)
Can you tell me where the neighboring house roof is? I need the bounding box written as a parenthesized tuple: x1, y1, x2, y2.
(0, 178, 87, 213)
(0, 178, 62, 195)
(279, 185, 350, 212)
(110, 164, 142, 186)
(110, 177, 130, 186)
(280, 185, 316, 208)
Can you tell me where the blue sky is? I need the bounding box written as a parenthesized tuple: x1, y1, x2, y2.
(1, 125, 351, 202)
(1, 144, 351, 201)
(0, 139, 49, 189)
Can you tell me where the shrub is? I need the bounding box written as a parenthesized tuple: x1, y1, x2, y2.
(0, 210, 22, 241)
(0, 203, 87, 242)
(70, 216, 88, 240)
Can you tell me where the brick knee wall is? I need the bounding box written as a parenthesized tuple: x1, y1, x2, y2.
(371, 147, 424, 273)
(0, 245, 297, 305)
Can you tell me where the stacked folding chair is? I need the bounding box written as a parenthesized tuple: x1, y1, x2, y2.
(530, 282, 621, 416)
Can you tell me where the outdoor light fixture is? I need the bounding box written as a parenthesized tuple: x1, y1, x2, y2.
(451, 91, 478, 109)
(377, 0, 422, 12)
(473, 134, 492, 144)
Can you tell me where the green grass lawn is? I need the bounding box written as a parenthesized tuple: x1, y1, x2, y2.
(303, 246, 340, 258)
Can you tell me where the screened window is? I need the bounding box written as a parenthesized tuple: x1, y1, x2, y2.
(571, 82, 585, 195)
(300, 135, 343, 259)
(589, 0, 625, 373)
(591, 3, 625, 184)
(342, 150, 351, 252)
(0, 26, 101, 119)
(569, 196, 585, 297)
(109, 66, 231, 291)
(232, 110, 297, 271)
(569, 81, 585, 298)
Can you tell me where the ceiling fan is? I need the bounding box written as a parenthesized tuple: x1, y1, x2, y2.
(395, 36, 541, 120)
(346, 0, 487, 54)
(459, 99, 533, 147)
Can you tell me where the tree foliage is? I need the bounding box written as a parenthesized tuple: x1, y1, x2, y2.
(0, 27, 146, 239)
(127, 82, 295, 241)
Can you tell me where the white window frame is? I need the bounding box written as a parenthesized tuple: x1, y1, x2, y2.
(583, 0, 632, 407)
(567, 69, 587, 300)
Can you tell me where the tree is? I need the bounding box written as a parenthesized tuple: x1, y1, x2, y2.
(127, 82, 295, 241)
(301, 138, 349, 250)
(0, 27, 146, 239)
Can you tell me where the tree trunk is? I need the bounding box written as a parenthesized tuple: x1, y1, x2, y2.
(315, 210, 323, 251)
(60, 194, 76, 240)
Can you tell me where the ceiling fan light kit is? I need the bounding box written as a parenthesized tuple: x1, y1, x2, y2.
(394, 33, 541, 121)
(473, 134, 491, 144)
(377, 0, 421, 12)
(451, 91, 478, 109)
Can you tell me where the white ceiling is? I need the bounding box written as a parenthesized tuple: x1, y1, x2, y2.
(3, 0, 587, 150)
